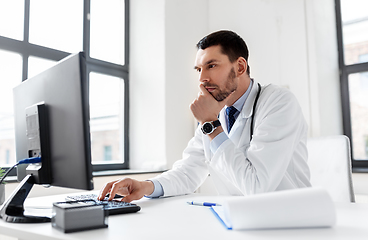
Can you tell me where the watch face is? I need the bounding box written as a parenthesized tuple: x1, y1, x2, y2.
(202, 122, 213, 133)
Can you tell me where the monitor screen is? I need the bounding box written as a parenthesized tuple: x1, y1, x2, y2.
(0, 52, 94, 223)
(13, 52, 93, 190)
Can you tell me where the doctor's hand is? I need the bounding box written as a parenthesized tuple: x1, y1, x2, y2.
(98, 178, 154, 203)
(190, 84, 230, 125)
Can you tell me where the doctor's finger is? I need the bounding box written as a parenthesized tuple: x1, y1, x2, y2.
(98, 180, 117, 200)
(198, 84, 207, 94)
(199, 84, 213, 97)
(108, 179, 132, 201)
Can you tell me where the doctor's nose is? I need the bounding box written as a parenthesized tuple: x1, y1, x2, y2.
(198, 71, 209, 83)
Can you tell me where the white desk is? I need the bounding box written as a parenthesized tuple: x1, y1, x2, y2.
(1, 193, 368, 240)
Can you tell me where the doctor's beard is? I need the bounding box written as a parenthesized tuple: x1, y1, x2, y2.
(205, 67, 237, 102)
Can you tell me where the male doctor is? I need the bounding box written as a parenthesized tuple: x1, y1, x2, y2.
(98, 30, 311, 202)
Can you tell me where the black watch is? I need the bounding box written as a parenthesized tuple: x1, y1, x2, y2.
(201, 120, 221, 135)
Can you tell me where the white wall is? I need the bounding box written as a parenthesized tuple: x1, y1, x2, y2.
(208, 0, 310, 118)
(129, 0, 167, 170)
(130, 0, 209, 169)
(164, 0, 209, 167)
(305, 0, 343, 136)
(130, 0, 343, 170)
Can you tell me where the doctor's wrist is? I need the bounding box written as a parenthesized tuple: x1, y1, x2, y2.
(142, 180, 155, 196)
(207, 126, 223, 140)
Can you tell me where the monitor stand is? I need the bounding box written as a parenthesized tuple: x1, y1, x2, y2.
(0, 174, 51, 223)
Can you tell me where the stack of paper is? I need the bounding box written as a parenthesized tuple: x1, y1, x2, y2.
(211, 187, 336, 230)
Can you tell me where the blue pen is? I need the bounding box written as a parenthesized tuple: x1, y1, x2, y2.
(187, 201, 221, 207)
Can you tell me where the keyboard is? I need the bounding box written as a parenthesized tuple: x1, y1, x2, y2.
(65, 194, 141, 215)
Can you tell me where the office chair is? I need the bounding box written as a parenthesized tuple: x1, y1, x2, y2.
(307, 135, 355, 202)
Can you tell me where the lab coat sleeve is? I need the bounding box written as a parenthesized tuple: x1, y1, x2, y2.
(151, 127, 209, 197)
(209, 87, 308, 195)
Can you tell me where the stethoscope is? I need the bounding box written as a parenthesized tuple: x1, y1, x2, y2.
(249, 83, 262, 141)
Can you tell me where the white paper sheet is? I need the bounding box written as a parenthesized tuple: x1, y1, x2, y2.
(211, 187, 336, 230)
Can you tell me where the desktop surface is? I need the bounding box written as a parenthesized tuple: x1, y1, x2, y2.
(0, 192, 367, 240)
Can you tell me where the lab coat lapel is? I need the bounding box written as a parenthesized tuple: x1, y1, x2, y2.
(228, 117, 245, 143)
(219, 105, 243, 140)
(241, 80, 260, 120)
(226, 81, 260, 143)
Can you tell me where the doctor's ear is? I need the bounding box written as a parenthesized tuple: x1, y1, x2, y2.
(236, 57, 247, 76)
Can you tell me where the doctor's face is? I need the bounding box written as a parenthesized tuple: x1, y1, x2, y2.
(194, 45, 238, 102)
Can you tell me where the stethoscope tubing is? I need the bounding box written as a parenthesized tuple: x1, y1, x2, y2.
(250, 83, 262, 141)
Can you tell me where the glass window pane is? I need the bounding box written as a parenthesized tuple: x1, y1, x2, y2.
(29, 0, 83, 53)
(90, 0, 125, 65)
(0, 0, 24, 40)
(349, 71, 368, 160)
(341, 0, 368, 65)
(104, 145, 113, 161)
(89, 72, 124, 164)
(0, 50, 22, 167)
(28, 56, 57, 79)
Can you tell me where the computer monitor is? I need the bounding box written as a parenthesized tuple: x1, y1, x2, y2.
(0, 52, 93, 223)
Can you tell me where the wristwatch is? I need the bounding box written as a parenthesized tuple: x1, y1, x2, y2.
(201, 120, 221, 135)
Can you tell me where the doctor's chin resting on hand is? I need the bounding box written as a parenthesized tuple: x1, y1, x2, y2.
(99, 30, 311, 203)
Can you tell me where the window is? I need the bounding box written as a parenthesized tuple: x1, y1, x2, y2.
(29, 0, 83, 53)
(90, 72, 125, 165)
(0, 50, 22, 169)
(336, 0, 368, 169)
(103, 146, 113, 161)
(0, 0, 129, 174)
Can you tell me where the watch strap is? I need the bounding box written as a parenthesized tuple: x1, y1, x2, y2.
(212, 120, 221, 128)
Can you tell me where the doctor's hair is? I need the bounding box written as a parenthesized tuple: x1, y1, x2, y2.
(196, 30, 250, 76)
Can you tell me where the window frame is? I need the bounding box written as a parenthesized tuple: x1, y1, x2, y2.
(0, 0, 130, 175)
(335, 0, 368, 171)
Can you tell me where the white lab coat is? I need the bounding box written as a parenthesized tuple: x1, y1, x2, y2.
(154, 81, 311, 196)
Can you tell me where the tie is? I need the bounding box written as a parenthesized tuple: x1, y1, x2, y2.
(226, 106, 238, 133)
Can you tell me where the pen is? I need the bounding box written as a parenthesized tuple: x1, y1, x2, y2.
(187, 201, 221, 207)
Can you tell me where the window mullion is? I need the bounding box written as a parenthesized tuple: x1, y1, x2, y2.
(23, 0, 30, 43)
(346, 62, 368, 75)
(83, 0, 91, 58)
(335, 0, 353, 159)
(22, 0, 30, 81)
(124, 0, 130, 66)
